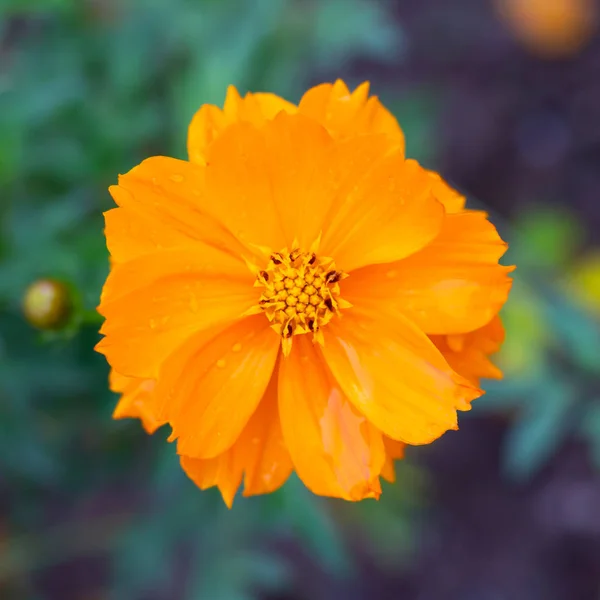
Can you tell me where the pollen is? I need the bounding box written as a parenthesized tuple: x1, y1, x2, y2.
(254, 247, 350, 355)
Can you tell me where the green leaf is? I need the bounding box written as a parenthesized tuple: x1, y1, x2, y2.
(544, 291, 600, 374)
(390, 89, 440, 164)
(579, 402, 600, 470)
(280, 475, 352, 576)
(513, 205, 584, 270)
(185, 549, 290, 600)
(312, 0, 405, 69)
(503, 377, 576, 481)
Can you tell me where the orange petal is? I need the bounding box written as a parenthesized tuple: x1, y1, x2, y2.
(155, 315, 280, 459)
(187, 104, 232, 166)
(196, 112, 418, 258)
(226, 88, 297, 125)
(111, 159, 247, 260)
(298, 79, 351, 120)
(344, 210, 513, 335)
(380, 455, 396, 483)
(110, 371, 164, 434)
(278, 336, 384, 501)
(181, 452, 243, 509)
(204, 122, 288, 251)
(108, 369, 130, 393)
(187, 86, 296, 165)
(385, 437, 406, 460)
(428, 170, 466, 214)
(261, 113, 336, 249)
(261, 115, 405, 251)
(179, 367, 292, 506)
(430, 315, 506, 386)
(321, 306, 481, 446)
(321, 157, 445, 271)
(251, 92, 297, 120)
(380, 437, 406, 483)
(298, 80, 405, 151)
(103, 207, 194, 265)
(205, 113, 350, 251)
(96, 245, 256, 378)
(239, 366, 294, 497)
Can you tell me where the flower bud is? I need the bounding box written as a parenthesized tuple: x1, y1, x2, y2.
(23, 279, 72, 330)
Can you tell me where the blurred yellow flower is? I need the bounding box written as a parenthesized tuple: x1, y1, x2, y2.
(97, 81, 513, 506)
(496, 282, 551, 377)
(567, 251, 600, 316)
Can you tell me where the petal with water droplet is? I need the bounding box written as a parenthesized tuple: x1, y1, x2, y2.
(156, 315, 279, 459)
(321, 305, 481, 445)
(96, 244, 257, 378)
(278, 336, 385, 500)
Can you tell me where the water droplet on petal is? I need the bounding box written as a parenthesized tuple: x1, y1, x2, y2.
(170, 174, 184, 183)
(149, 318, 157, 329)
(216, 358, 226, 368)
(232, 342, 242, 352)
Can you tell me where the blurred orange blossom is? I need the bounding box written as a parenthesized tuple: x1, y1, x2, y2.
(496, 0, 597, 57)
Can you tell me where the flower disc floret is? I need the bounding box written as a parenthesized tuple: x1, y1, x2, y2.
(254, 247, 349, 355)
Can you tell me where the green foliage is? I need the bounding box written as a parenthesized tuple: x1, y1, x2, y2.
(512, 205, 584, 271)
(389, 89, 441, 164)
(502, 375, 575, 481)
(580, 403, 600, 469)
(476, 205, 600, 481)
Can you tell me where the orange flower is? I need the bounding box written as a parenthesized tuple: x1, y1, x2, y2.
(496, 0, 597, 57)
(98, 80, 513, 505)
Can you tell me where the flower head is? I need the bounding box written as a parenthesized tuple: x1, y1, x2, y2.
(97, 80, 513, 505)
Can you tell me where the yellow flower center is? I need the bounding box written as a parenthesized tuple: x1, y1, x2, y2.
(255, 248, 349, 355)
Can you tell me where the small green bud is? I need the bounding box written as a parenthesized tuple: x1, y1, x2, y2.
(23, 279, 72, 330)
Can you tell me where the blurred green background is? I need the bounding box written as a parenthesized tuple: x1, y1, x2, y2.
(1, 0, 600, 599)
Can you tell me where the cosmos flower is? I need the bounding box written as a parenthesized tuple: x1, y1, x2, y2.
(97, 80, 513, 506)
